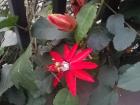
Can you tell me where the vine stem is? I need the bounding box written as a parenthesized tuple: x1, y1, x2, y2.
(104, 2, 140, 37)
(96, 0, 105, 19)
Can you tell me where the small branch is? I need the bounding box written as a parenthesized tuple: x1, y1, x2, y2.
(16, 25, 28, 31)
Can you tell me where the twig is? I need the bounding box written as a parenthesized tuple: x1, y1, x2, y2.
(17, 25, 28, 31)
(96, 0, 105, 19)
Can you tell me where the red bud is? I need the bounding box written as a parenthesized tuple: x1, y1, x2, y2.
(47, 14, 77, 32)
(77, 0, 85, 6)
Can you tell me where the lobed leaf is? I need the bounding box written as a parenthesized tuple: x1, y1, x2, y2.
(106, 14, 124, 34)
(87, 26, 111, 51)
(106, 14, 137, 51)
(113, 28, 136, 51)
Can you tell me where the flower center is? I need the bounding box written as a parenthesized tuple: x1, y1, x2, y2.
(55, 61, 70, 72)
(60, 61, 70, 71)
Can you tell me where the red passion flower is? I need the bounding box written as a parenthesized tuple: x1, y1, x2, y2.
(47, 44, 98, 96)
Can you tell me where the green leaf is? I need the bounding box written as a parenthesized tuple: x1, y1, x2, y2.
(6, 88, 26, 105)
(88, 85, 118, 105)
(0, 16, 18, 29)
(113, 28, 136, 51)
(11, 44, 37, 94)
(98, 65, 118, 88)
(0, 47, 4, 56)
(87, 26, 111, 51)
(0, 64, 13, 96)
(32, 17, 69, 40)
(53, 88, 79, 105)
(36, 75, 53, 95)
(77, 80, 97, 105)
(34, 67, 53, 96)
(118, 62, 140, 92)
(118, 64, 132, 74)
(26, 94, 46, 105)
(106, 14, 124, 34)
(75, 2, 97, 43)
(106, 14, 137, 51)
(34, 67, 47, 80)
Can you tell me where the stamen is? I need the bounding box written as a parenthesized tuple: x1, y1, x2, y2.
(60, 61, 70, 71)
(55, 62, 60, 67)
(55, 61, 70, 72)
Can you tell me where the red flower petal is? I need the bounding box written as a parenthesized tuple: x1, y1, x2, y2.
(64, 44, 70, 60)
(71, 48, 92, 63)
(68, 44, 78, 61)
(48, 14, 71, 29)
(71, 61, 98, 70)
(74, 70, 95, 83)
(50, 51, 63, 62)
(53, 72, 63, 87)
(48, 64, 56, 72)
(65, 71, 76, 96)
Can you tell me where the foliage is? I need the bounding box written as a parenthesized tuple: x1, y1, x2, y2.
(53, 88, 79, 105)
(1, 0, 140, 105)
(118, 62, 140, 92)
(31, 17, 69, 40)
(10, 44, 37, 95)
(98, 65, 118, 88)
(0, 47, 4, 56)
(106, 14, 137, 51)
(87, 26, 111, 51)
(0, 64, 13, 96)
(0, 16, 18, 29)
(88, 86, 118, 105)
(75, 1, 97, 43)
(5, 88, 26, 105)
(26, 94, 46, 105)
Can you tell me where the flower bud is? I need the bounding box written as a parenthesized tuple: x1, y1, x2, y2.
(71, 0, 86, 15)
(77, 0, 85, 6)
(47, 14, 77, 32)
